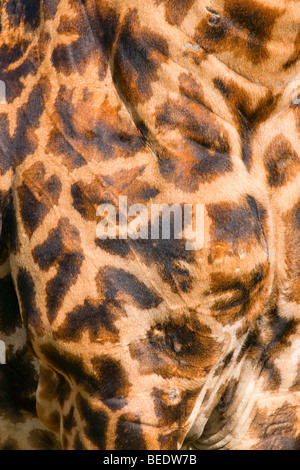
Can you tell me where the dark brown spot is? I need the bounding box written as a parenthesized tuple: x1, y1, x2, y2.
(223, 0, 282, 45)
(214, 77, 279, 168)
(17, 268, 42, 333)
(151, 387, 200, 427)
(242, 308, 297, 369)
(0, 41, 26, 70)
(130, 314, 222, 379)
(158, 430, 185, 450)
(40, 344, 103, 395)
(0, 275, 21, 336)
(4, 196, 19, 254)
(264, 135, 300, 188)
(46, 128, 86, 170)
(91, 356, 131, 410)
(18, 162, 61, 237)
(113, 8, 169, 105)
(283, 30, 300, 70)
(57, 375, 72, 406)
(55, 298, 120, 344)
(43, 0, 59, 20)
(196, 0, 284, 64)
(54, 86, 143, 162)
(46, 251, 84, 323)
(128, 220, 195, 294)
(0, 44, 38, 104)
(155, 91, 232, 190)
(32, 218, 84, 323)
(97, 267, 163, 311)
(51, 7, 107, 78)
(27, 429, 60, 450)
(284, 202, 300, 303)
(0, 81, 44, 177)
(115, 414, 147, 450)
(71, 179, 106, 221)
(5, 0, 41, 29)
(85, 0, 120, 55)
(179, 73, 205, 104)
(0, 115, 14, 174)
(0, 438, 19, 450)
(207, 198, 267, 254)
(95, 238, 131, 258)
(76, 395, 108, 449)
(33, 217, 81, 271)
(73, 433, 87, 450)
(252, 404, 300, 450)
(207, 264, 269, 325)
(63, 406, 76, 432)
(0, 346, 39, 422)
(155, 0, 195, 25)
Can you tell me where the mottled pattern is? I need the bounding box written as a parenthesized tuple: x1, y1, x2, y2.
(0, 0, 299, 451)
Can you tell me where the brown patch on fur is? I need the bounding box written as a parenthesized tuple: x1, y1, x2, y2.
(51, 2, 107, 78)
(155, 90, 232, 191)
(91, 355, 131, 410)
(113, 8, 169, 105)
(155, 0, 196, 26)
(196, 0, 284, 64)
(252, 404, 300, 450)
(32, 218, 84, 323)
(214, 77, 279, 167)
(264, 135, 300, 188)
(54, 298, 120, 344)
(129, 314, 222, 379)
(283, 30, 300, 70)
(151, 387, 200, 427)
(283, 202, 300, 303)
(0, 437, 20, 450)
(179, 73, 205, 104)
(207, 199, 267, 254)
(53, 88, 144, 163)
(18, 162, 62, 237)
(207, 264, 269, 325)
(72, 166, 158, 222)
(27, 428, 61, 450)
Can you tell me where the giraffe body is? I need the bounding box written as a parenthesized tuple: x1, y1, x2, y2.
(0, 0, 299, 450)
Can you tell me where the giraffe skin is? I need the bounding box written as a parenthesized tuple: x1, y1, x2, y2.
(0, 0, 299, 450)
